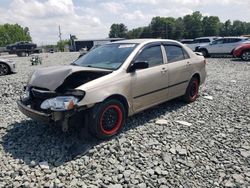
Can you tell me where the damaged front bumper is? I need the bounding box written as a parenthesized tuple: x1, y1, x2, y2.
(17, 100, 87, 131)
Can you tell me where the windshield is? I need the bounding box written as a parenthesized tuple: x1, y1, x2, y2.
(73, 43, 138, 70)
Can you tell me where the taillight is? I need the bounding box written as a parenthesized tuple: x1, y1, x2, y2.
(204, 59, 207, 64)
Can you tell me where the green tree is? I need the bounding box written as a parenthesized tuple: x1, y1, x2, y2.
(126, 27, 144, 39)
(220, 20, 232, 36)
(109, 23, 128, 38)
(150, 17, 176, 39)
(0, 23, 32, 47)
(183, 11, 203, 38)
(173, 17, 184, 40)
(57, 39, 70, 52)
(140, 26, 153, 38)
(231, 20, 246, 36)
(202, 16, 220, 36)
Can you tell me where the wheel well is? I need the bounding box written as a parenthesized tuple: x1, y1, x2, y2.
(192, 73, 200, 85)
(241, 49, 250, 55)
(0, 61, 10, 69)
(104, 94, 129, 116)
(199, 48, 207, 52)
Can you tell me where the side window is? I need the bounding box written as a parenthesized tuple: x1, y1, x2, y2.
(135, 45, 163, 67)
(164, 45, 186, 63)
(212, 39, 223, 44)
(223, 39, 230, 43)
(231, 38, 241, 43)
(200, 39, 210, 43)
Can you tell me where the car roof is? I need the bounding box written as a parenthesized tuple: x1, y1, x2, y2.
(219, 36, 248, 39)
(111, 38, 180, 45)
(195, 36, 218, 40)
(180, 39, 194, 41)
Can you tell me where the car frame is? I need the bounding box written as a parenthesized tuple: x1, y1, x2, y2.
(0, 58, 16, 76)
(17, 39, 206, 139)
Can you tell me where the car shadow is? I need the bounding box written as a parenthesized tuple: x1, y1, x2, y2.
(1, 98, 186, 167)
(230, 58, 249, 62)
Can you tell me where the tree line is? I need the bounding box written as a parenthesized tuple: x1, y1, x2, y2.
(0, 23, 32, 47)
(109, 11, 250, 40)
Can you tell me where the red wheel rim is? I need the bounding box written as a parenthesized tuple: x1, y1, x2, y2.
(100, 105, 123, 135)
(190, 79, 198, 100)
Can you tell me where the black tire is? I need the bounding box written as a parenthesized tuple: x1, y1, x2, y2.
(200, 49, 209, 57)
(241, 50, 250, 61)
(88, 99, 126, 140)
(0, 63, 10, 76)
(183, 77, 199, 103)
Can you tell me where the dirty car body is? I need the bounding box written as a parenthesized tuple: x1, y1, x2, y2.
(18, 39, 206, 139)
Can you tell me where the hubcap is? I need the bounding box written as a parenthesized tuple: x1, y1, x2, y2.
(242, 52, 250, 61)
(0, 64, 9, 75)
(100, 105, 122, 135)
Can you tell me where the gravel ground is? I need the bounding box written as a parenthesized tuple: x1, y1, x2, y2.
(0, 52, 249, 188)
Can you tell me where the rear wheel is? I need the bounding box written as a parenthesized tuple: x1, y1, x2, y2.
(183, 77, 199, 103)
(241, 50, 250, 61)
(88, 99, 126, 140)
(0, 63, 10, 76)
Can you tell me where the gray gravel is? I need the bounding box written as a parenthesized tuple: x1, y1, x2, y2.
(0, 53, 250, 187)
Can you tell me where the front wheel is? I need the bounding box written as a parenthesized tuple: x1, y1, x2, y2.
(88, 99, 126, 140)
(200, 49, 209, 57)
(241, 50, 250, 61)
(0, 63, 10, 76)
(183, 77, 199, 103)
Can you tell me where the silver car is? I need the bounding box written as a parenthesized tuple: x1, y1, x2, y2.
(18, 39, 206, 139)
(0, 58, 16, 76)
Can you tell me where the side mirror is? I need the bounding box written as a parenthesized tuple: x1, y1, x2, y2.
(128, 61, 149, 72)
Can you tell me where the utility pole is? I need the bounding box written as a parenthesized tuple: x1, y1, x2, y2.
(58, 25, 62, 42)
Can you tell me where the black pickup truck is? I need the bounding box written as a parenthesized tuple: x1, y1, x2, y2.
(6, 41, 41, 57)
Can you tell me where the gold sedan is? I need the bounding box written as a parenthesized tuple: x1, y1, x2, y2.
(18, 39, 206, 139)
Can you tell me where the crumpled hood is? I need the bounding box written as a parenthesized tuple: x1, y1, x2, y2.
(29, 65, 110, 91)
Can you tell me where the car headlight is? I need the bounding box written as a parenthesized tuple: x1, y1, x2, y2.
(40, 96, 79, 111)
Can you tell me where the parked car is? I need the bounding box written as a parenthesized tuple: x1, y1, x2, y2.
(233, 43, 250, 61)
(0, 58, 16, 76)
(17, 39, 206, 139)
(197, 37, 250, 57)
(182, 37, 218, 51)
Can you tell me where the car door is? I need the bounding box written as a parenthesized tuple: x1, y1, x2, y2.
(209, 39, 224, 53)
(131, 44, 169, 112)
(163, 44, 191, 100)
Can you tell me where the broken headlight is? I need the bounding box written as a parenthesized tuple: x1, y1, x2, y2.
(40, 96, 79, 111)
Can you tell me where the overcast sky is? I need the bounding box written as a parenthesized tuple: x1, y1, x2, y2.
(0, 0, 249, 45)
